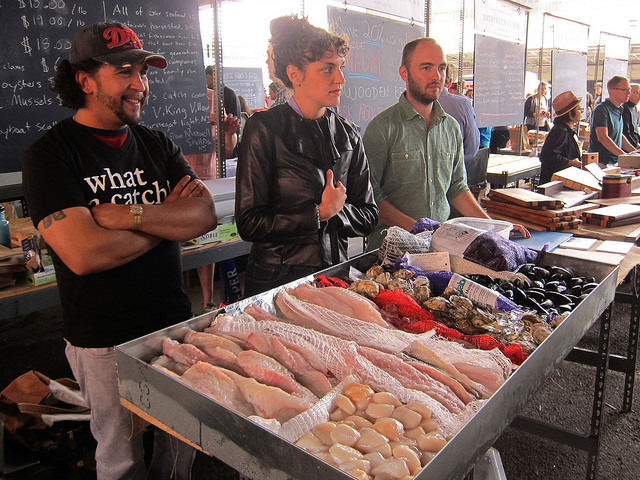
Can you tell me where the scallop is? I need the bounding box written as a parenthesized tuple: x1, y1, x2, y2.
(344, 468, 370, 480)
(373, 418, 404, 441)
(313, 422, 337, 446)
(335, 394, 357, 416)
(420, 417, 439, 433)
(416, 432, 447, 453)
(392, 444, 422, 475)
(344, 415, 374, 430)
(344, 383, 375, 410)
(363, 451, 387, 469)
(330, 407, 348, 422)
(370, 458, 410, 479)
(356, 428, 391, 456)
(406, 400, 432, 420)
(420, 451, 436, 467)
(392, 406, 422, 429)
(371, 392, 401, 407)
(404, 426, 426, 440)
(330, 423, 361, 447)
(338, 459, 371, 475)
(365, 402, 395, 420)
(295, 431, 327, 453)
(329, 443, 364, 465)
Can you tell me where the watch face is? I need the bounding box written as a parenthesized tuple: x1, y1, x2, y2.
(130, 205, 143, 215)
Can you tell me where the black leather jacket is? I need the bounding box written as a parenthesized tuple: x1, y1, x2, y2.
(235, 103, 378, 268)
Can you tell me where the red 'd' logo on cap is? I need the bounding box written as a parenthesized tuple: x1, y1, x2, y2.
(103, 25, 143, 50)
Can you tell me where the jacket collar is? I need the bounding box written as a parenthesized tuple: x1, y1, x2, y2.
(286, 102, 354, 164)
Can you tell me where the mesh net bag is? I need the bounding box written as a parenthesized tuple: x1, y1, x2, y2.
(378, 226, 433, 265)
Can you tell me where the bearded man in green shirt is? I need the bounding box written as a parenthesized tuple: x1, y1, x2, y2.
(363, 37, 527, 248)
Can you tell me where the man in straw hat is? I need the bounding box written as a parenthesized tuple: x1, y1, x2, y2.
(538, 90, 584, 184)
(22, 22, 217, 478)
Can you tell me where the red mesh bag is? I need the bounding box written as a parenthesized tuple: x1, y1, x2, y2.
(373, 289, 528, 365)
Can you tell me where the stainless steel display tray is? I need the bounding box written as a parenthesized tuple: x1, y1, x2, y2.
(116, 251, 618, 479)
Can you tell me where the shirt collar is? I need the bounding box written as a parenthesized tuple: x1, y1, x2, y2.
(398, 92, 448, 130)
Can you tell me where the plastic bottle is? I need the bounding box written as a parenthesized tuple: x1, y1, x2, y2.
(0, 205, 10, 248)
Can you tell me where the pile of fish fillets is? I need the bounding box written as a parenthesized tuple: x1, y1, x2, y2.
(151, 282, 513, 476)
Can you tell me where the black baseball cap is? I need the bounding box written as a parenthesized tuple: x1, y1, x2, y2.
(69, 22, 167, 69)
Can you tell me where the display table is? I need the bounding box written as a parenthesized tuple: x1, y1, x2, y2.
(0, 238, 251, 322)
(116, 250, 620, 480)
(486, 154, 541, 188)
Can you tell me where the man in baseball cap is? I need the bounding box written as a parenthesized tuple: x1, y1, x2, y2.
(22, 22, 216, 479)
(70, 21, 167, 68)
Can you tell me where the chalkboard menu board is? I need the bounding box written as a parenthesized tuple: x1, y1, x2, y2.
(473, 34, 526, 128)
(223, 67, 265, 110)
(328, 6, 423, 132)
(551, 50, 587, 113)
(0, 0, 211, 180)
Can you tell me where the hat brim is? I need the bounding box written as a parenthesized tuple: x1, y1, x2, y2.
(554, 97, 582, 117)
(93, 49, 167, 69)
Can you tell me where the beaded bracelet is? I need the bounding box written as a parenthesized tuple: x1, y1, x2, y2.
(314, 204, 321, 229)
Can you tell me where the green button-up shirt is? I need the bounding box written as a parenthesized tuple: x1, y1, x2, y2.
(362, 93, 469, 248)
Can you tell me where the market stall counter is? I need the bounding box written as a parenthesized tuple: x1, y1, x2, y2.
(116, 250, 618, 480)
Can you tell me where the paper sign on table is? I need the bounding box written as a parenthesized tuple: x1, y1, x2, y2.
(559, 237, 598, 250)
(596, 241, 634, 254)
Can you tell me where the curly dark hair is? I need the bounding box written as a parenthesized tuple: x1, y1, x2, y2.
(51, 58, 102, 109)
(269, 15, 349, 89)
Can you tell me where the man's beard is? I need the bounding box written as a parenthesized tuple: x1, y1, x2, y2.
(95, 89, 146, 126)
(407, 74, 440, 106)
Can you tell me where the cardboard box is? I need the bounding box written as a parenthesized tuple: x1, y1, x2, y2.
(27, 263, 56, 286)
(618, 153, 640, 168)
(197, 218, 238, 245)
(509, 126, 529, 151)
(582, 152, 598, 166)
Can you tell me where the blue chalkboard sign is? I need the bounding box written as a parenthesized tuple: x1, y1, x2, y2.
(0, 0, 211, 179)
(328, 6, 423, 132)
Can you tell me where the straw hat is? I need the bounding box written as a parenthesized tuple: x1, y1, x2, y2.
(552, 90, 582, 117)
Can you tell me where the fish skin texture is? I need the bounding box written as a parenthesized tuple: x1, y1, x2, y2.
(237, 349, 318, 403)
(221, 367, 313, 423)
(181, 361, 255, 417)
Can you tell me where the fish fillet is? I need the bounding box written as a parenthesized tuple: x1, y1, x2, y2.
(406, 360, 477, 404)
(320, 286, 388, 327)
(405, 341, 492, 398)
(245, 332, 332, 398)
(221, 368, 312, 423)
(275, 290, 414, 353)
(162, 338, 212, 367)
(236, 349, 318, 403)
(181, 361, 255, 417)
(357, 346, 466, 413)
(183, 330, 246, 375)
(150, 354, 188, 376)
(184, 330, 243, 355)
(244, 304, 328, 373)
(290, 284, 387, 327)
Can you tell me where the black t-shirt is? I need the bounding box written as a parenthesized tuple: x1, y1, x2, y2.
(22, 118, 193, 347)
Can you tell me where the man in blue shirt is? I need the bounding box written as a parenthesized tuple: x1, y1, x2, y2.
(438, 67, 480, 162)
(589, 76, 635, 165)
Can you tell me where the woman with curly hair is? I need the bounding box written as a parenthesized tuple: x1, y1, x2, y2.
(235, 15, 378, 296)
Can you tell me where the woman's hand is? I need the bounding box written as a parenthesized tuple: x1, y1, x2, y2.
(318, 170, 346, 221)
